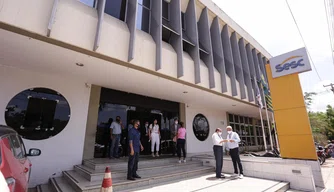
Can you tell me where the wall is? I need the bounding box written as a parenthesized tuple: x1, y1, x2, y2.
(185, 103, 227, 154)
(0, 65, 91, 187)
(266, 64, 317, 160)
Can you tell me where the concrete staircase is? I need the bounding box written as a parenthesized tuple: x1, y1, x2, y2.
(34, 156, 292, 192)
(35, 157, 214, 192)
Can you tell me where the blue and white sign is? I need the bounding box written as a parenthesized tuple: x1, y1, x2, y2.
(269, 47, 312, 78)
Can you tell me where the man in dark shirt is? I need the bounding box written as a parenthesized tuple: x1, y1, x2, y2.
(127, 120, 144, 181)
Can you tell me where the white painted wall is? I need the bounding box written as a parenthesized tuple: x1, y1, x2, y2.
(0, 0, 53, 36)
(0, 65, 91, 187)
(185, 103, 227, 154)
(160, 42, 178, 78)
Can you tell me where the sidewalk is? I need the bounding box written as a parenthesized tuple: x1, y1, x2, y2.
(123, 173, 287, 192)
(321, 159, 334, 191)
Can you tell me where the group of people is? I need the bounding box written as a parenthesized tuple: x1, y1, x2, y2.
(107, 116, 187, 180)
(212, 126, 244, 179)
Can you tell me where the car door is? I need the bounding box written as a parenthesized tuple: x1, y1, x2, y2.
(8, 135, 28, 191)
(17, 136, 31, 183)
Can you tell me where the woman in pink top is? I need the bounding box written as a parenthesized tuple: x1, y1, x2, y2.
(177, 122, 186, 163)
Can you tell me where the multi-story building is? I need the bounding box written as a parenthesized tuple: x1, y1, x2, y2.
(0, 0, 275, 187)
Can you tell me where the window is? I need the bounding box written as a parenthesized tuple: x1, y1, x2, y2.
(79, 0, 96, 7)
(227, 114, 257, 147)
(136, 0, 151, 33)
(162, 27, 172, 43)
(105, 0, 127, 21)
(5, 88, 71, 140)
(181, 12, 186, 31)
(9, 135, 25, 159)
(162, 0, 169, 21)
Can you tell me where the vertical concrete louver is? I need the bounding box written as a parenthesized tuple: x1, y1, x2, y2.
(93, 0, 106, 51)
(183, 0, 201, 84)
(245, 43, 257, 101)
(197, 7, 215, 89)
(210, 16, 227, 93)
(252, 48, 265, 106)
(150, 0, 162, 71)
(47, 0, 59, 37)
(230, 32, 246, 99)
(126, 0, 138, 61)
(221, 25, 237, 96)
(257, 53, 267, 81)
(262, 56, 269, 82)
(239, 38, 254, 102)
(168, 0, 184, 78)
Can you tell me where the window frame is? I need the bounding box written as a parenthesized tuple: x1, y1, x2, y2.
(137, 0, 152, 33)
(181, 12, 186, 31)
(104, 0, 128, 22)
(162, 0, 170, 22)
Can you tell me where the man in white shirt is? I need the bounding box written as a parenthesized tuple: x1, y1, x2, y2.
(110, 116, 124, 159)
(225, 126, 243, 179)
(212, 128, 227, 179)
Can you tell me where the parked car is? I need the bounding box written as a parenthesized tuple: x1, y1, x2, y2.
(0, 125, 41, 192)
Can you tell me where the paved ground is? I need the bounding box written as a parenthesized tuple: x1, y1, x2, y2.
(124, 173, 284, 192)
(321, 158, 334, 191)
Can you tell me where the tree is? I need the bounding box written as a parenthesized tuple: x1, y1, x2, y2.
(304, 92, 317, 110)
(326, 105, 334, 140)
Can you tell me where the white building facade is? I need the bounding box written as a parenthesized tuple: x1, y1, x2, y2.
(0, 0, 275, 187)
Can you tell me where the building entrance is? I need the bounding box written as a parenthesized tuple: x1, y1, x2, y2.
(94, 88, 179, 158)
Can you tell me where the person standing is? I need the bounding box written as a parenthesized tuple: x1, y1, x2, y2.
(149, 119, 160, 157)
(177, 122, 186, 163)
(170, 118, 180, 156)
(127, 120, 144, 181)
(225, 125, 243, 179)
(212, 128, 226, 179)
(110, 116, 124, 159)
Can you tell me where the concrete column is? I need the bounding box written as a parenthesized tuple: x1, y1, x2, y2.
(126, 0, 138, 61)
(179, 103, 186, 128)
(83, 85, 101, 160)
(210, 16, 227, 93)
(221, 25, 237, 96)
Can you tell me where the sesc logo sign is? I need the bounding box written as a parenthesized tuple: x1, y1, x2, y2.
(275, 56, 304, 72)
(269, 47, 312, 78)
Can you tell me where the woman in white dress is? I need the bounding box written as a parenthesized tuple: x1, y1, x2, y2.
(149, 119, 160, 157)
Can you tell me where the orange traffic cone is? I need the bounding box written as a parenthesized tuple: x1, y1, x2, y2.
(101, 167, 113, 192)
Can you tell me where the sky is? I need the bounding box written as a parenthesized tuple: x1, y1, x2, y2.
(212, 0, 334, 112)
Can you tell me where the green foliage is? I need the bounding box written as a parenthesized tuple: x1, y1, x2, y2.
(303, 92, 334, 143)
(304, 92, 317, 109)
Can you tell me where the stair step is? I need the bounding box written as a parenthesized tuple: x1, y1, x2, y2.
(50, 177, 76, 192)
(75, 160, 203, 181)
(264, 182, 290, 192)
(83, 157, 179, 171)
(63, 165, 214, 192)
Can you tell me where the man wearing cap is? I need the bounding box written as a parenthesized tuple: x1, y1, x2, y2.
(225, 125, 244, 179)
(212, 128, 227, 179)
